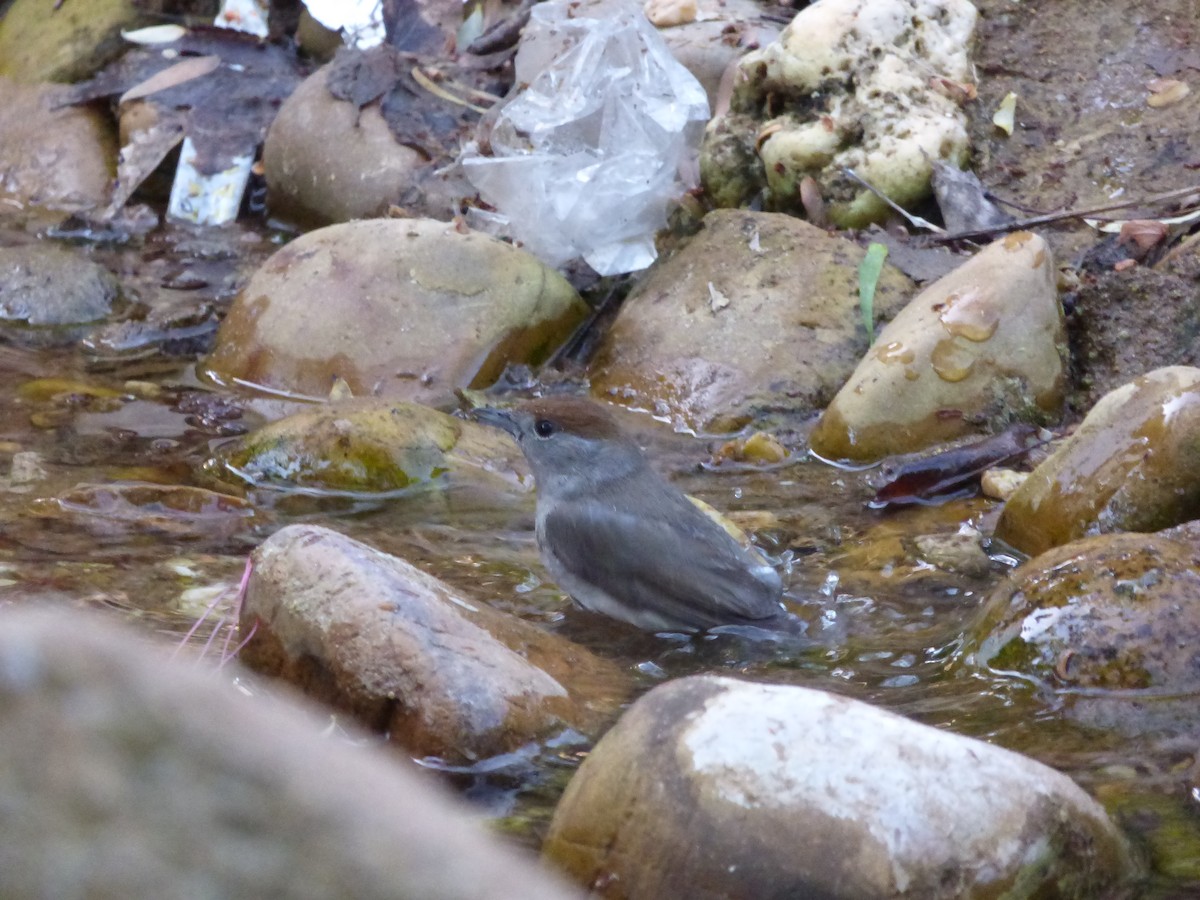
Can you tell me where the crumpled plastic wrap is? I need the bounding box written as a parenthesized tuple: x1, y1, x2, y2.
(460, 0, 710, 275)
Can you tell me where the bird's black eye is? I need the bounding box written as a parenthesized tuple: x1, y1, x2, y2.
(533, 418, 557, 438)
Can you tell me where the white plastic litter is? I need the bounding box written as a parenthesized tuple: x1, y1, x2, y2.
(460, 0, 710, 275)
(302, 0, 386, 49)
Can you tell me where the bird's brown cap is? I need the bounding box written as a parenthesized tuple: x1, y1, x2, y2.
(517, 396, 625, 439)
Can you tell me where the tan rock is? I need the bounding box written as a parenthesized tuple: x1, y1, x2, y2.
(590, 210, 914, 431)
(995, 366, 1200, 556)
(544, 675, 1135, 899)
(201, 218, 588, 406)
(0, 78, 116, 213)
(0, 606, 584, 900)
(240, 524, 630, 762)
(263, 64, 429, 227)
(809, 231, 1064, 463)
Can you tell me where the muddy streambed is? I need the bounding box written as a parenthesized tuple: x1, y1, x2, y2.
(1, 216, 1197, 896)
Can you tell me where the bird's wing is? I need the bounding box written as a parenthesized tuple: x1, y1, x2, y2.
(542, 497, 783, 629)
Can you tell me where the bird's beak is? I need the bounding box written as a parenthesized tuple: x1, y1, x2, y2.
(470, 406, 521, 438)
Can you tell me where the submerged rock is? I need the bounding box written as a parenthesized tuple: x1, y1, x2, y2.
(589, 209, 914, 431)
(969, 528, 1200, 737)
(202, 218, 588, 407)
(809, 231, 1064, 463)
(995, 366, 1200, 557)
(701, 0, 977, 226)
(0, 607, 584, 900)
(240, 525, 630, 763)
(0, 243, 118, 327)
(543, 675, 1135, 899)
(207, 399, 531, 494)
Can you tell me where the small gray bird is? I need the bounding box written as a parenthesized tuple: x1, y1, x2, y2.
(474, 397, 797, 635)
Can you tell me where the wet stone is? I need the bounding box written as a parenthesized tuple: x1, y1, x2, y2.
(995, 366, 1200, 557)
(544, 674, 1136, 899)
(969, 528, 1200, 737)
(262, 63, 429, 227)
(0, 78, 117, 213)
(240, 524, 631, 763)
(589, 209, 914, 432)
(201, 218, 589, 407)
(809, 231, 1065, 463)
(0, 243, 119, 329)
(206, 399, 531, 495)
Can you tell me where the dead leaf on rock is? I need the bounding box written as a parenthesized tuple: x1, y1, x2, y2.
(1146, 77, 1190, 107)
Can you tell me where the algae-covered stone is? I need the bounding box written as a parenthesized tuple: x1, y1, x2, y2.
(207, 399, 531, 494)
(995, 366, 1200, 557)
(0, 0, 147, 83)
(969, 529, 1200, 736)
(590, 209, 914, 432)
(701, 0, 977, 226)
(544, 675, 1135, 899)
(810, 232, 1064, 463)
(201, 218, 589, 406)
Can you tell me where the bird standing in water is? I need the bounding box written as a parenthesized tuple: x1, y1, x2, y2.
(474, 397, 800, 635)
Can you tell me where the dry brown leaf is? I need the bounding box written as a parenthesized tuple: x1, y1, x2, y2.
(120, 55, 221, 105)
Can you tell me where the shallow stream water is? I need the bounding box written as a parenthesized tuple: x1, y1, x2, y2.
(1, 219, 1198, 897)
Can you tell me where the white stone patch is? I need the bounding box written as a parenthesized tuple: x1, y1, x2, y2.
(681, 679, 1097, 888)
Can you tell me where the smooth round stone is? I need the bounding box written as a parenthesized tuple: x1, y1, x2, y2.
(544, 675, 1135, 899)
(201, 218, 588, 406)
(241, 525, 630, 763)
(809, 231, 1065, 463)
(262, 64, 428, 226)
(995, 366, 1200, 556)
(589, 209, 914, 432)
(0, 607, 584, 900)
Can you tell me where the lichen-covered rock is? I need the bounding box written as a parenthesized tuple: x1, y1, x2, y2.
(263, 64, 429, 227)
(201, 218, 589, 407)
(206, 399, 531, 494)
(544, 675, 1135, 899)
(969, 528, 1200, 736)
(995, 366, 1200, 557)
(0, 607, 584, 900)
(809, 232, 1064, 463)
(240, 525, 630, 762)
(589, 209, 914, 431)
(701, 0, 978, 226)
(0, 78, 117, 213)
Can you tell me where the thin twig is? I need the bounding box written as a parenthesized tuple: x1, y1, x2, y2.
(930, 184, 1200, 243)
(841, 168, 946, 233)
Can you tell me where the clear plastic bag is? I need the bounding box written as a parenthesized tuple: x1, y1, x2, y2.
(460, 1, 710, 275)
